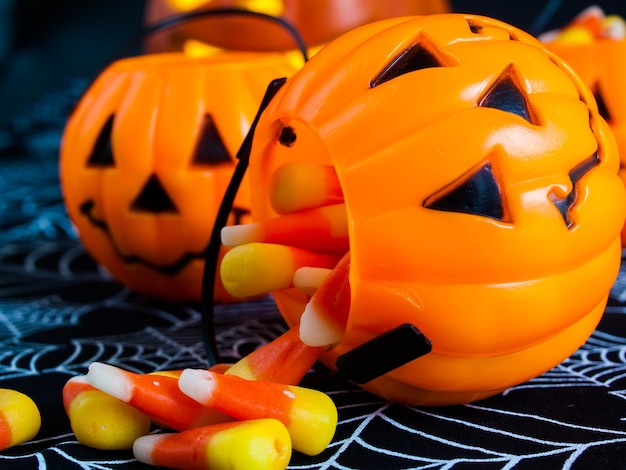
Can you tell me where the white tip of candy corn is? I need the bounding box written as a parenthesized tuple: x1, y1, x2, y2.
(86, 362, 133, 402)
(221, 223, 263, 247)
(293, 267, 331, 295)
(299, 302, 344, 347)
(133, 433, 168, 465)
(575, 4, 605, 21)
(602, 15, 626, 39)
(178, 369, 218, 406)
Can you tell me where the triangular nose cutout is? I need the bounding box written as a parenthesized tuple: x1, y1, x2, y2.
(131, 174, 178, 213)
(424, 162, 506, 221)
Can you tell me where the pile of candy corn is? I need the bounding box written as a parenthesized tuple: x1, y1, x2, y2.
(539, 5, 626, 44)
(56, 160, 363, 468)
(61, 325, 336, 469)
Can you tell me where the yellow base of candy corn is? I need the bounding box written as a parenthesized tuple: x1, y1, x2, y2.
(68, 390, 151, 450)
(0, 389, 41, 450)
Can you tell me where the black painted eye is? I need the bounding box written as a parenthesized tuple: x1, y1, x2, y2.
(549, 153, 600, 228)
(479, 65, 536, 124)
(371, 40, 444, 88)
(131, 174, 178, 214)
(87, 115, 115, 167)
(424, 162, 506, 221)
(192, 114, 231, 165)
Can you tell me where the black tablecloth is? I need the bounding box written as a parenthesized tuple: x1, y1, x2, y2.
(2, 82, 626, 470)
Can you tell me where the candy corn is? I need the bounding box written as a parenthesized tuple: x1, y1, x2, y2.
(85, 362, 232, 431)
(0, 388, 41, 451)
(62, 375, 150, 450)
(220, 242, 339, 298)
(601, 14, 626, 39)
(293, 266, 332, 295)
(539, 6, 626, 43)
(225, 325, 326, 384)
(299, 252, 351, 347)
(133, 419, 292, 470)
(178, 369, 337, 456)
(221, 203, 349, 254)
(269, 162, 344, 214)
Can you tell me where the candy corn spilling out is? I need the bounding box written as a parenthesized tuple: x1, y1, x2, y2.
(85, 363, 232, 431)
(0, 388, 41, 451)
(62, 375, 151, 450)
(133, 419, 292, 470)
(220, 161, 353, 348)
(179, 369, 337, 456)
(220, 243, 340, 298)
(299, 252, 351, 347)
(225, 325, 326, 384)
(539, 6, 626, 44)
(221, 203, 349, 254)
(72, 359, 338, 464)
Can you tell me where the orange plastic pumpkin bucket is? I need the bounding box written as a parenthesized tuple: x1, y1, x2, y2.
(60, 51, 298, 302)
(220, 14, 626, 405)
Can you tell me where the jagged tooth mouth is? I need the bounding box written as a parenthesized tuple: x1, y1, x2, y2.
(79, 198, 248, 275)
(220, 161, 351, 348)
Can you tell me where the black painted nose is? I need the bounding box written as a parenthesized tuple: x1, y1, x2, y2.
(130, 174, 178, 214)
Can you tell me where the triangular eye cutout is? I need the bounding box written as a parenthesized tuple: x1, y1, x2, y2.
(131, 174, 178, 213)
(592, 84, 611, 122)
(192, 114, 232, 165)
(424, 162, 506, 221)
(479, 66, 535, 124)
(87, 115, 115, 167)
(371, 41, 443, 88)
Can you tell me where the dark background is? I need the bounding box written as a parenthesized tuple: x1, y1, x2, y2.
(2, 0, 626, 126)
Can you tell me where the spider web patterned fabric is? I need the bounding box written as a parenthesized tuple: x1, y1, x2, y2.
(3, 85, 626, 470)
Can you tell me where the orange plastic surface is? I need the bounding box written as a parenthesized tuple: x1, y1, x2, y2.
(60, 51, 298, 302)
(245, 14, 626, 404)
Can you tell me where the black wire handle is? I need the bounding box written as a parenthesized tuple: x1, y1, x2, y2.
(76, 7, 308, 119)
(140, 7, 309, 62)
(200, 77, 286, 365)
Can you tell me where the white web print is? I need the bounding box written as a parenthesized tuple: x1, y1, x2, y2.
(504, 330, 626, 395)
(3, 245, 626, 468)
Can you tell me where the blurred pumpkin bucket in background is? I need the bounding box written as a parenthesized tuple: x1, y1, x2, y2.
(219, 13, 626, 405)
(541, 6, 626, 244)
(59, 12, 301, 302)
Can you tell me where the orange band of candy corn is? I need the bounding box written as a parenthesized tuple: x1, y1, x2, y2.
(226, 326, 326, 384)
(133, 419, 292, 470)
(86, 362, 231, 431)
(178, 369, 337, 456)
